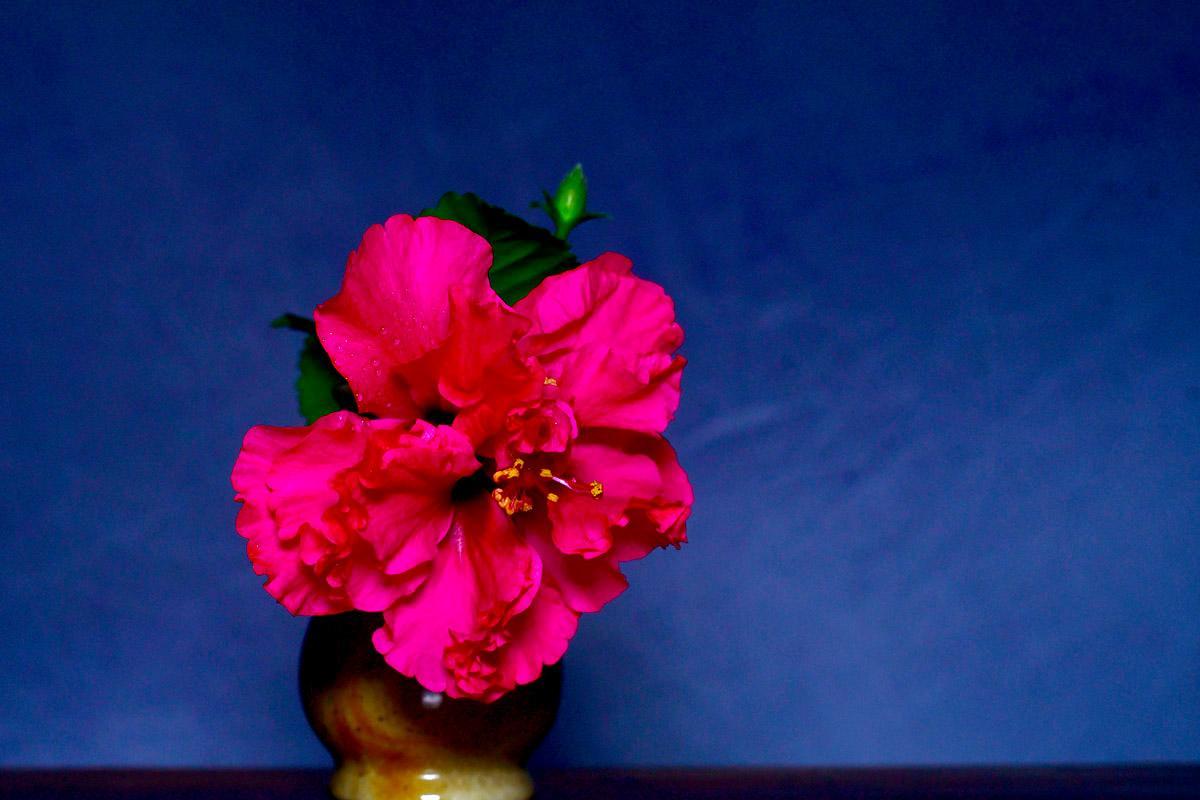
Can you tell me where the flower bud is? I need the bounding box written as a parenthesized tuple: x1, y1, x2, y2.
(552, 164, 588, 231)
(536, 164, 605, 240)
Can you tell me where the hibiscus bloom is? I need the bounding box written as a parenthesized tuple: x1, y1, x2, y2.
(232, 214, 691, 701)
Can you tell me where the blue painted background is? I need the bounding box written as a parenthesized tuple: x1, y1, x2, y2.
(2, 0, 1197, 767)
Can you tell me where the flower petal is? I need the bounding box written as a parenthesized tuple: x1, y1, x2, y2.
(546, 428, 692, 562)
(372, 496, 542, 698)
(524, 515, 629, 613)
(545, 345, 684, 434)
(435, 285, 542, 448)
(498, 399, 579, 460)
(516, 253, 685, 433)
(436, 285, 535, 410)
(496, 585, 579, 688)
(231, 412, 369, 615)
(314, 215, 495, 417)
(358, 419, 478, 581)
(231, 413, 484, 616)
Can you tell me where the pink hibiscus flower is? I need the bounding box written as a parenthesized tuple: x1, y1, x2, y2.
(232, 214, 691, 701)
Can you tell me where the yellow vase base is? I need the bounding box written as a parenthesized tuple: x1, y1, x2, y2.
(330, 757, 534, 800)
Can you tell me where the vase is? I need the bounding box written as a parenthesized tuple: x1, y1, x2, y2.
(299, 611, 562, 800)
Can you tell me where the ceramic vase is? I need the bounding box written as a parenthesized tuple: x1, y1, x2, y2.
(299, 611, 561, 800)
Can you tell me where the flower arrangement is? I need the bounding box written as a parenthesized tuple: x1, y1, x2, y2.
(232, 167, 691, 702)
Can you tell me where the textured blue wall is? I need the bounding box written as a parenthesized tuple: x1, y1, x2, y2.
(1, 0, 1197, 767)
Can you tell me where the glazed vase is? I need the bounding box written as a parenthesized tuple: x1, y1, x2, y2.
(299, 611, 562, 800)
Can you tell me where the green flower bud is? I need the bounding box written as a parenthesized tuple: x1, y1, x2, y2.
(552, 164, 588, 233)
(535, 164, 606, 240)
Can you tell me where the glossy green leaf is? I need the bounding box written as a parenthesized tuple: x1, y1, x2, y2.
(272, 314, 355, 423)
(420, 192, 577, 304)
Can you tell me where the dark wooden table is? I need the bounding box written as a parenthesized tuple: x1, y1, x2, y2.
(2, 766, 1198, 799)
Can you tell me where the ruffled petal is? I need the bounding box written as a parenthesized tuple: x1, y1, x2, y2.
(372, 497, 542, 699)
(340, 562, 430, 614)
(231, 413, 482, 616)
(437, 285, 535, 410)
(515, 253, 685, 433)
(231, 412, 370, 615)
(314, 215, 495, 417)
(524, 515, 628, 613)
(542, 345, 684, 433)
(546, 428, 692, 562)
(357, 419, 479, 585)
(436, 285, 543, 448)
(497, 399, 579, 460)
(496, 585, 579, 688)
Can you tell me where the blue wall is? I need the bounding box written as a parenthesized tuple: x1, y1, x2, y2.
(1, 0, 1197, 766)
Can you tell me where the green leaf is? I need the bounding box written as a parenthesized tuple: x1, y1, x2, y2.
(420, 192, 578, 304)
(296, 335, 350, 423)
(271, 313, 316, 335)
(275, 313, 356, 424)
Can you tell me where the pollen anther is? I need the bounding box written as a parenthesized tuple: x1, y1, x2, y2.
(589, 480, 604, 499)
(491, 487, 532, 516)
(492, 458, 525, 483)
(543, 377, 558, 386)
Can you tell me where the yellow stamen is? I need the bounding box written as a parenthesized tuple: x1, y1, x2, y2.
(543, 377, 558, 386)
(491, 488, 532, 516)
(491, 458, 525, 483)
(491, 457, 602, 513)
